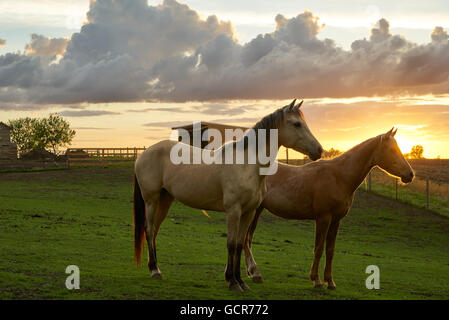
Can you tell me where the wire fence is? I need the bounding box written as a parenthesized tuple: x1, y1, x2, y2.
(365, 168, 449, 217)
(279, 158, 449, 218)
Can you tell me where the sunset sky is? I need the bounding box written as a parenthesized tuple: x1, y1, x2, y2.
(1, 0, 449, 158)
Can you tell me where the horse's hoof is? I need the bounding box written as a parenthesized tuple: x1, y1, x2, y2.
(314, 283, 324, 289)
(229, 283, 243, 292)
(240, 282, 251, 291)
(327, 285, 336, 290)
(252, 275, 264, 283)
(151, 271, 162, 280)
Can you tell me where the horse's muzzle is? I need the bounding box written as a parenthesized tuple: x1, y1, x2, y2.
(309, 146, 323, 161)
(401, 171, 415, 183)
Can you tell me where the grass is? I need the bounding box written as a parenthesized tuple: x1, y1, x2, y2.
(0, 167, 448, 300)
(368, 169, 449, 218)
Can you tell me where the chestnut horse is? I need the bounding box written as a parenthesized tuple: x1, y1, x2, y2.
(133, 99, 323, 292)
(244, 128, 414, 289)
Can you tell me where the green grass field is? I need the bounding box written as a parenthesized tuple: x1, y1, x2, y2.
(1, 166, 448, 299)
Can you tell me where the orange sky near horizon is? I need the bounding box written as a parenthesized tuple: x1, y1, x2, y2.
(2, 95, 448, 159)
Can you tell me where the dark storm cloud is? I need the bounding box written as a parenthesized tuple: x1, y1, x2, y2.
(0, 0, 448, 109)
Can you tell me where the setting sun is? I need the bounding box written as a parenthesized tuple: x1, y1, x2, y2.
(394, 135, 416, 155)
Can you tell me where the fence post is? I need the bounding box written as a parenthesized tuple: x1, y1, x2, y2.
(368, 171, 372, 192)
(426, 177, 430, 210)
(286, 148, 289, 164)
(67, 148, 70, 168)
(395, 179, 398, 200)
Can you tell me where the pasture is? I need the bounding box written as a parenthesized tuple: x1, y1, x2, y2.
(0, 166, 448, 299)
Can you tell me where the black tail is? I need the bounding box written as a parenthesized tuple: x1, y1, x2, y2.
(133, 174, 146, 266)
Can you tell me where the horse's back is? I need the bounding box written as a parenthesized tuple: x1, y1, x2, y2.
(263, 160, 343, 220)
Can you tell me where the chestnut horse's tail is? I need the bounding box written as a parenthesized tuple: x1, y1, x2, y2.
(133, 174, 146, 266)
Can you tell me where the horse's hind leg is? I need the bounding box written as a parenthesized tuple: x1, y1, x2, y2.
(244, 206, 264, 283)
(324, 219, 340, 290)
(145, 189, 173, 279)
(309, 215, 331, 288)
(154, 189, 174, 237)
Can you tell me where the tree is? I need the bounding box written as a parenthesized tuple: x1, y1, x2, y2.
(7, 117, 39, 154)
(39, 114, 76, 155)
(8, 115, 76, 155)
(322, 148, 343, 159)
(405, 145, 424, 159)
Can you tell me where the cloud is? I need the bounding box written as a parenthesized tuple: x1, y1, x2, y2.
(431, 26, 449, 42)
(0, 38, 5, 46)
(153, 14, 449, 101)
(143, 115, 257, 128)
(195, 103, 257, 115)
(59, 110, 121, 117)
(210, 117, 258, 124)
(73, 127, 112, 130)
(0, 103, 43, 111)
(143, 120, 193, 128)
(0, 0, 449, 108)
(127, 103, 257, 115)
(0, 0, 233, 106)
(127, 107, 189, 113)
(25, 34, 68, 57)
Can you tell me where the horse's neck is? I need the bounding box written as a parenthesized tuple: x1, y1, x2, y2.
(336, 136, 380, 192)
(241, 128, 281, 168)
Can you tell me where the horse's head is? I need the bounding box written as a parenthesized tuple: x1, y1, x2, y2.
(278, 99, 323, 161)
(375, 128, 415, 183)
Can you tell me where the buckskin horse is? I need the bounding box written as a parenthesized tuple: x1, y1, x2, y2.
(244, 128, 414, 289)
(133, 99, 323, 292)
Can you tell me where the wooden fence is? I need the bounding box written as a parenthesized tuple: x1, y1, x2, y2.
(67, 147, 146, 167)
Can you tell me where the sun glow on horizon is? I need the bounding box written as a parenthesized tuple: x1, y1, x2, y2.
(394, 135, 416, 155)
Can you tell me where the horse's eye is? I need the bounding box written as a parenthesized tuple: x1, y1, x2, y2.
(293, 122, 302, 128)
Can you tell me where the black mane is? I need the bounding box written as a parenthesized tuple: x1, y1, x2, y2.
(252, 106, 286, 131)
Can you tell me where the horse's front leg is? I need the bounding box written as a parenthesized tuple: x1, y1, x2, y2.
(225, 205, 244, 292)
(309, 215, 331, 288)
(234, 208, 257, 291)
(244, 205, 264, 283)
(324, 219, 340, 290)
(225, 205, 257, 292)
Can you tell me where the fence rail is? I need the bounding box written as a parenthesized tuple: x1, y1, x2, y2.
(66, 147, 146, 168)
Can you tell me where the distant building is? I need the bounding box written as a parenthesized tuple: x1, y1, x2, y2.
(0, 122, 18, 159)
(172, 122, 249, 149)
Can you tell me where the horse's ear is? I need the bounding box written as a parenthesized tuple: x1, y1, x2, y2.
(392, 128, 398, 137)
(386, 127, 394, 137)
(288, 99, 297, 111)
(296, 100, 304, 109)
